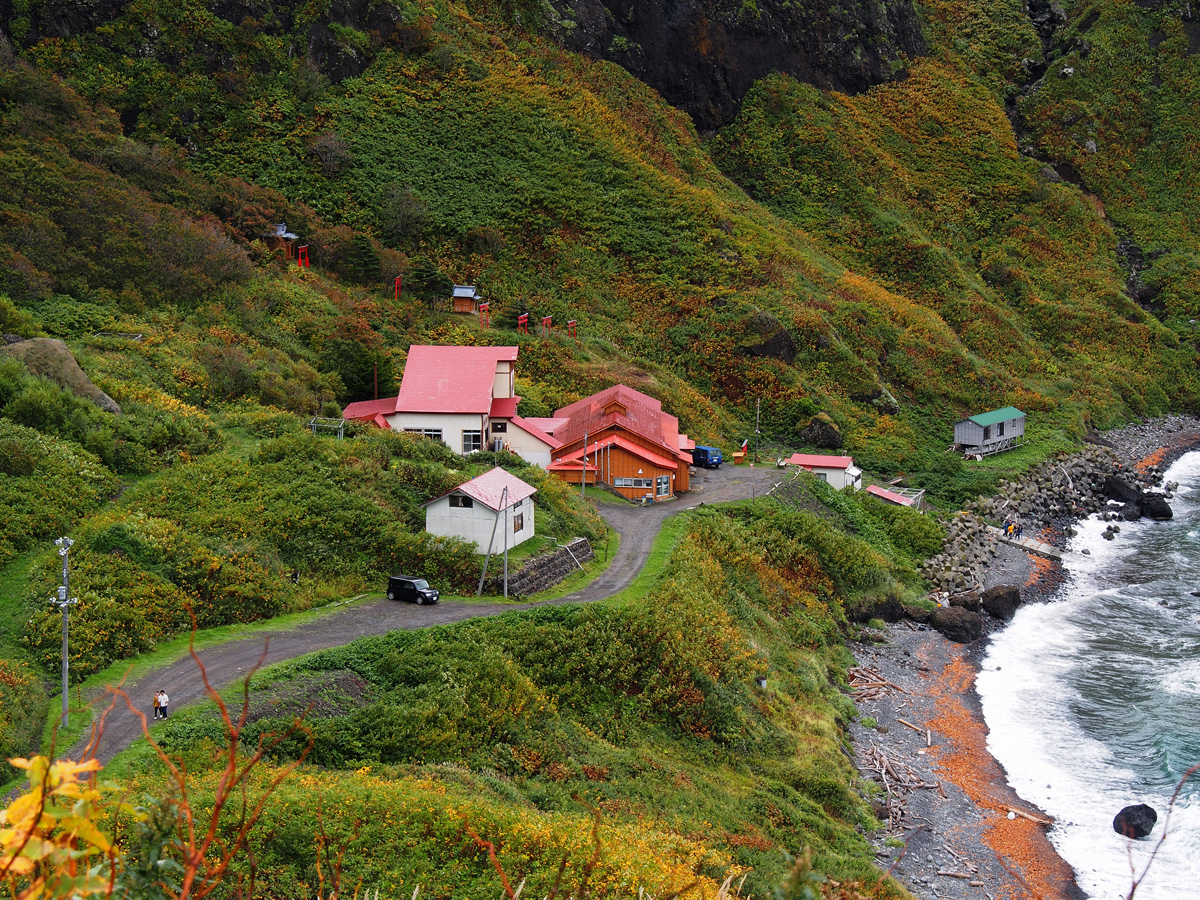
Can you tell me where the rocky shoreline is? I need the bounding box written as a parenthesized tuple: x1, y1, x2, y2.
(850, 415, 1200, 900)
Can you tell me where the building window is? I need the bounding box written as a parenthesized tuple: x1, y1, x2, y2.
(983, 425, 991, 440)
(656, 475, 670, 496)
(462, 430, 482, 453)
(405, 428, 443, 442)
(816, 472, 827, 482)
(614, 477, 653, 489)
(491, 422, 507, 433)
(512, 513, 524, 533)
(449, 495, 473, 508)
(997, 421, 1005, 437)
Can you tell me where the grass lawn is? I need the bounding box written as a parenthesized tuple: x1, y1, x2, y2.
(0, 552, 37, 662)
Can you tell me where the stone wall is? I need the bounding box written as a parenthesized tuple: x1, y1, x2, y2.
(921, 444, 1171, 593)
(484, 538, 594, 598)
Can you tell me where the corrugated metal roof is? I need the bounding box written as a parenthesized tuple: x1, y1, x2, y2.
(509, 415, 562, 449)
(785, 453, 856, 470)
(451, 284, 481, 299)
(523, 416, 570, 434)
(489, 397, 519, 418)
(553, 384, 690, 464)
(547, 458, 597, 472)
(343, 396, 401, 420)
(396, 345, 518, 414)
(964, 406, 1025, 427)
(555, 435, 679, 471)
(425, 467, 536, 511)
(866, 484, 913, 506)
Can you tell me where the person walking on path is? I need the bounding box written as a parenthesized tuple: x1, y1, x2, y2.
(152, 691, 161, 720)
(158, 690, 169, 719)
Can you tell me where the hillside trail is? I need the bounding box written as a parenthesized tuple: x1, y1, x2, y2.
(68, 463, 784, 765)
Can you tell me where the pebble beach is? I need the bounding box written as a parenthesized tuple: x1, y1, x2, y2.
(850, 416, 1200, 900)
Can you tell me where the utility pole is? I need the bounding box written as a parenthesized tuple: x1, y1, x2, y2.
(51, 537, 78, 728)
(755, 398, 761, 464)
(503, 489, 510, 600)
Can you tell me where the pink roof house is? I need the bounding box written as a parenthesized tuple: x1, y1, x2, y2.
(423, 467, 537, 550)
(782, 453, 863, 490)
(341, 345, 561, 465)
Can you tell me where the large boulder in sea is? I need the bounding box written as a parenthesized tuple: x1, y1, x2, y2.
(1113, 804, 1157, 838)
(1139, 494, 1173, 521)
(982, 584, 1022, 621)
(930, 606, 983, 643)
(1103, 474, 1143, 503)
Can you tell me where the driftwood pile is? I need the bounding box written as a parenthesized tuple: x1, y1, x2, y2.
(864, 743, 942, 831)
(848, 665, 908, 701)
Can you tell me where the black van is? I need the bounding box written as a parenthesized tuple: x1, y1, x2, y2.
(386, 575, 440, 605)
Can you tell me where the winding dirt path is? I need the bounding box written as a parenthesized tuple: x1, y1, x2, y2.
(71, 463, 782, 765)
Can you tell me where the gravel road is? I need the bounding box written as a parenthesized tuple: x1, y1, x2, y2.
(71, 462, 784, 765)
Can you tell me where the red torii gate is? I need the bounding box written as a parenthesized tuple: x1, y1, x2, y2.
(478, 302, 490, 329)
(518, 313, 529, 334)
(541, 315, 552, 338)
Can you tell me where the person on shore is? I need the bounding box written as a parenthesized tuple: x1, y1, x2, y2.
(1017, 524, 1024, 540)
(152, 691, 161, 720)
(159, 690, 169, 719)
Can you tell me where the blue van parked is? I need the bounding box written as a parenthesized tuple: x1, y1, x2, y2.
(692, 445, 722, 468)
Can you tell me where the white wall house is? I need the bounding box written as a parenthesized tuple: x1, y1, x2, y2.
(784, 453, 863, 490)
(341, 345, 561, 466)
(424, 467, 537, 551)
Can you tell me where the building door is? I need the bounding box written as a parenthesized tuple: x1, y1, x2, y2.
(656, 475, 670, 497)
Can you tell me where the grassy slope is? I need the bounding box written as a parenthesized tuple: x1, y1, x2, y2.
(114, 497, 934, 899)
(0, 0, 1198, 891)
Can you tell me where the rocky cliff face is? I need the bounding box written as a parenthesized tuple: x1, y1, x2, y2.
(549, 0, 926, 129)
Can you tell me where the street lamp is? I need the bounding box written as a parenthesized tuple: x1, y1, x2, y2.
(50, 537, 78, 728)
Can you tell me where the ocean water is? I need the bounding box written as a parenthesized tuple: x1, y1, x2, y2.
(978, 452, 1200, 900)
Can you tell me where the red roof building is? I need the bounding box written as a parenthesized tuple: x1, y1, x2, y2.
(341, 345, 559, 465)
(548, 384, 692, 501)
(782, 453, 863, 490)
(423, 467, 538, 550)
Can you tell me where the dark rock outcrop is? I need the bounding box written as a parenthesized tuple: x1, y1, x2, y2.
(797, 413, 843, 449)
(1139, 493, 1173, 520)
(904, 605, 932, 624)
(948, 589, 982, 612)
(930, 606, 983, 643)
(1113, 804, 1157, 838)
(847, 594, 905, 623)
(550, 0, 926, 129)
(741, 313, 798, 364)
(981, 584, 1022, 621)
(1103, 474, 1144, 503)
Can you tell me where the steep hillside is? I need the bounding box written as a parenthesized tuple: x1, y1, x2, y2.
(1, 0, 1200, 891)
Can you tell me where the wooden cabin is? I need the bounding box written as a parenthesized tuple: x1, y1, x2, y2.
(450, 285, 483, 314)
(954, 407, 1026, 457)
(262, 223, 299, 258)
(542, 385, 694, 502)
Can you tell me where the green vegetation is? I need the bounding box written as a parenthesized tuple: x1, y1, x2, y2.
(1, 0, 1198, 891)
(119, 507, 908, 898)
